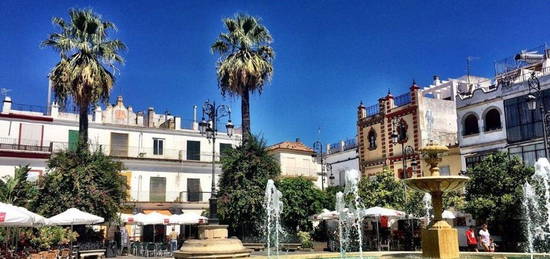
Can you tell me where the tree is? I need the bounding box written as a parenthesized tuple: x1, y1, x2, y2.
(42, 9, 126, 149)
(277, 177, 327, 233)
(0, 165, 37, 207)
(217, 135, 280, 239)
(464, 152, 533, 251)
(358, 169, 425, 217)
(211, 14, 275, 139)
(31, 150, 127, 222)
(323, 185, 344, 211)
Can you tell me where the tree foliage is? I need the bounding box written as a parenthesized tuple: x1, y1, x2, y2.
(218, 135, 280, 238)
(358, 169, 425, 217)
(211, 13, 275, 138)
(276, 177, 326, 233)
(43, 8, 125, 148)
(464, 152, 533, 222)
(31, 149, 127, 222)
(0, 165, 37, 207)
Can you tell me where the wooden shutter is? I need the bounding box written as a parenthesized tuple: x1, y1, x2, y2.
(110, 133, 129, 157)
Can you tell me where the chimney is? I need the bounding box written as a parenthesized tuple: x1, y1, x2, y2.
(147, 107, 155, 128)
(192, 105, 199, 130)
(295, 138, 301, 143)
(433, 75, 441, 86)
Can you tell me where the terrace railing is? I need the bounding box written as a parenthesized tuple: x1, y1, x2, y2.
(394, 93, 411, 107)
(366, 104, 379, 117)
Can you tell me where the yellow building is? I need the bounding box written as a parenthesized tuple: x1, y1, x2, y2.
(357, 80, 462, 178)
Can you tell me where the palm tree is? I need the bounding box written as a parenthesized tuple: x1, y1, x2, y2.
(211, 14, 275, 140)
(42, 9, 126, 150)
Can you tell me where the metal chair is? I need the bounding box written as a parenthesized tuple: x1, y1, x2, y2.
(146, 242, 156, 257)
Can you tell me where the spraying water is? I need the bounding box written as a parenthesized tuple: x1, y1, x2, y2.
(264, 179, 284, 258)
(423, 193, 432, 225)
(335, 169, 364, 259)
(522, 158, 550, 253)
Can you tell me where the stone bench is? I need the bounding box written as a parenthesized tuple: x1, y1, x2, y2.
(79, 249, 105, 259)
(242, 243, 265, 251)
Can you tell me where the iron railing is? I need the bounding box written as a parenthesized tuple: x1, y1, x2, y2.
(394, 93, 411, 107)
(366, 104, 379, 117)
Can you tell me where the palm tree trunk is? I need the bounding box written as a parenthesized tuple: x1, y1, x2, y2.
(78, 103, 89, 151)
(241, 89, 251, 142)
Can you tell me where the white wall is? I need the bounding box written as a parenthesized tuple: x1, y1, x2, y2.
(325, 149, 359, 186)
(457, 100, 506, 148)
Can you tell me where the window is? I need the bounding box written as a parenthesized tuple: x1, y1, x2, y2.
(439, 166, 450, 176)
(509, 143, 546, 166)
(368, 128, 377, 150)
(219, 143, 232, 159)
(110, 133, 129, 157)
(462, 114, 479, 136)
(187, 141, 201, 160)
(187, 178, 202, 202)
(149, 177, 166, 202)
(153, 138, 164, 155)
(465, 152, 495, 169)
(504, 93, 550, 143)
(484, 109, 502, 131)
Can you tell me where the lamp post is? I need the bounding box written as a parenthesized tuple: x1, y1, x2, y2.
(391, 117, 417, 250)
(313, 141, 326, 190)
(198, 100, 234, 225)
(527, 72, 550, 158)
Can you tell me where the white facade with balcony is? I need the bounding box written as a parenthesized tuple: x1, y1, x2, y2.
(0, 96, 240, 214)
(325, 139, 359, 187)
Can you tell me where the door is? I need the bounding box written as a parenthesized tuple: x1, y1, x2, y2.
(111, 133, 129, 157)
(68, 130, 78, 151)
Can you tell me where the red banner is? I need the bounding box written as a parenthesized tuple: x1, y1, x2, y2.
(128, 217, 134, 223)
(164, 218, 169, 224)
(0, 212, 5, 222)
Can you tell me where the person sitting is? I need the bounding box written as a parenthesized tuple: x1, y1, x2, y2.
(465, 225, 478, 252)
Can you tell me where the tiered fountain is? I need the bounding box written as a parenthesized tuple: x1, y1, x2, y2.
(404, 143, 469, 259)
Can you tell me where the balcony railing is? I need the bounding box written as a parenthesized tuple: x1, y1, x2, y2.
(366, 104, 379, 117)
(51, 142, 218, 161)
(282, 166, 319, 178)
(127, 191, 212, 203)
(0, 137, 51, 152)
(394, 93, 411, 107)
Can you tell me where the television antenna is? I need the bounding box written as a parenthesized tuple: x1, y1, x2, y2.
(466, 56, 479, 84)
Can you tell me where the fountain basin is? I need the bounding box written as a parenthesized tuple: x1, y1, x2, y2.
(404, 176, 469, 193)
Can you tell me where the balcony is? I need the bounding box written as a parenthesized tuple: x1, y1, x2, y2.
(281, 166, 319, 179)
(127, 191, 212, 203)
(49, 142, 219, 161)
(0, 137, 51, 153)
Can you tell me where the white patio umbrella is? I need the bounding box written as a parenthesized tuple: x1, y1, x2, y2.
(48, 208, 104, 225)
(0, 202, 34, 227)
(48, 208, 104, 250)
(363, 207, 406, 251)
(119, 213, 138, 224)
(442, 210, 456, 219)
(312, 209, 339, 220)
(134, 212, 170, 243)
(168, 213, 207, 225)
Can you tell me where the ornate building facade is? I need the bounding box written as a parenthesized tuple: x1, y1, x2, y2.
(357, 79, 461, 178)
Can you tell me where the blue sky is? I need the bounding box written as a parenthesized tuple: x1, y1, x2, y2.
(2, 0, 550, 146)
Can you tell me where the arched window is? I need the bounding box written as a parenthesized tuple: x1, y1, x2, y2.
(484, 108, 502, 131)
(368, 128, 377, 150)
(463, 114, 479, 136)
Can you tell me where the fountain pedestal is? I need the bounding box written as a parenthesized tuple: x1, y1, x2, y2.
(173, 224, 251, 259)
(405, 144, 469, 259)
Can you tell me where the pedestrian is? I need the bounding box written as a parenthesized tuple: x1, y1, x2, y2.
(169, 227, 179, 252)
(479, 224, 491, 252)
(465, 225, 478, 252)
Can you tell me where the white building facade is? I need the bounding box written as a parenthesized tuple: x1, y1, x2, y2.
(267, 140, 323, 188)
(324, 139, 359, 187)
(0, 96, 240, 215)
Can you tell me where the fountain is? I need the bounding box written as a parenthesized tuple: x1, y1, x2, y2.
(522, 158, 550, 253)
(335, 169, 364, 259)
(264, 179, 284, 258)
(422, 193, 432, 225)
(404, 144, 469, 259)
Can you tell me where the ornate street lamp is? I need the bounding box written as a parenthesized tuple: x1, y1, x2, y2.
(313, 140, 326, 190)
(527, 72, 549, 158)
(199, 100, 233, 224)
